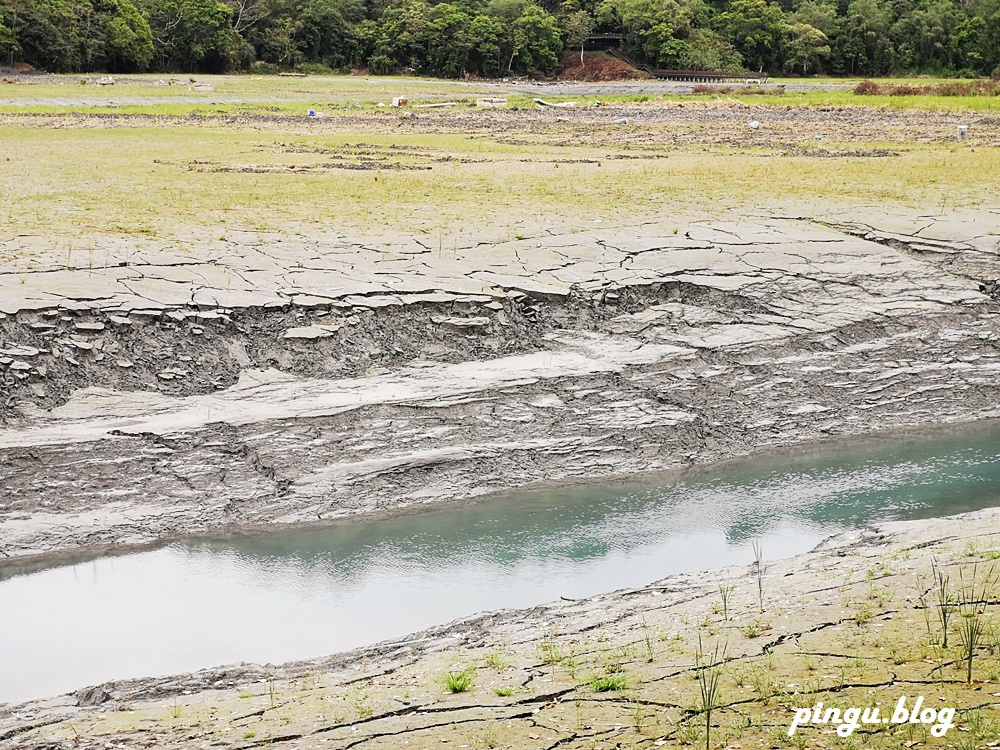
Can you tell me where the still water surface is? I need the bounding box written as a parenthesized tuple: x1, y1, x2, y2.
(3, 424, 1000, 703)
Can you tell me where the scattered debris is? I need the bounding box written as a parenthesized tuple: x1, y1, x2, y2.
(534, 98, 577, 108)
(0, 345, 41, 357)
(74, 321, 105, 332)
(157, 368, 189, 381)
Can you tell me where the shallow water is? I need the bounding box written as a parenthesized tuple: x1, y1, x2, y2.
(3, 423, 1000, 704)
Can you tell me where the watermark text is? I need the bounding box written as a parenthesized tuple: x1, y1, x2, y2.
(788, 697, 955, 738)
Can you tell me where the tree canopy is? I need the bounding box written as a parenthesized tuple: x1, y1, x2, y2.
(2, 0, 999, 76)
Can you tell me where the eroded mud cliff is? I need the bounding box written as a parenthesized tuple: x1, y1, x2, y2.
(2, 209, 1000, 561)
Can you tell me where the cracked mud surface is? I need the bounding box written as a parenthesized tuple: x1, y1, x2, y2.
(4, 507, 1000, 749)
(2, 207, 1000, 562)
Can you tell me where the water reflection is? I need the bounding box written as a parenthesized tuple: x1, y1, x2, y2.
(2, 422, 999, 704)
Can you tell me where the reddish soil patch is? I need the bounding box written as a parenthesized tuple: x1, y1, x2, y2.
(555, 51, 645, 81)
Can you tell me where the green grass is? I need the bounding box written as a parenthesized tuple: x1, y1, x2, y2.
(0, 74, 544, 115)
(1, 72, 997, 270)
(588, 670, 629, 692)
(484, 650, 509, 672)
(684, 90, 1000, 110)
(442, 667, 476, 693)
(2, 122, 996, 265)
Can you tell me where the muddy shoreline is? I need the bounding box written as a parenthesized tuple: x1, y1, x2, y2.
(3, 209, 1000, 564)
(4, 506, 1000, 749)
(4, 412, 999, 576)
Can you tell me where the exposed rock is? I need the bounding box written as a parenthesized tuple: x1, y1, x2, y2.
(0, 346, 40, 358)
(73, 685, 112, 706)
(284, 324, 341, 339)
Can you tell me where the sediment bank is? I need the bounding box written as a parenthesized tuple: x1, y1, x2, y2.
(2, 209, 1000, 563)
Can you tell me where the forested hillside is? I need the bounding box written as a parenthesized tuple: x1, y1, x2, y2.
(0, 0, 998, 79)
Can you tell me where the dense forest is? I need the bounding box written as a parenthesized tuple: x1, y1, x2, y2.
(1, 0, 998, 78)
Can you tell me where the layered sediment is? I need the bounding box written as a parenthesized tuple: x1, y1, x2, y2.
(2, 209, 1000, 561)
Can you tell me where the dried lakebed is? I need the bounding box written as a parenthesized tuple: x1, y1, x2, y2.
(3, 420, 1000, 705)
(2, 209, 1000, 561)
(2, 207, 1000, 746)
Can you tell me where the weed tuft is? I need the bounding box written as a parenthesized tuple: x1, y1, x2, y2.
(443, 667, 477, 693)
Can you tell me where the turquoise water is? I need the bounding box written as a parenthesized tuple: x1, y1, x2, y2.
(2, 422, 1000, 704)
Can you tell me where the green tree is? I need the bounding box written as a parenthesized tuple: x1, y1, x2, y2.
(468, 12, 505, 74)
(296, 0, 364, 67)
(513, 3, 561, 71)
(254, 15, 299, 64)
(951, 15, 992, 73)
(8, 0, 82, 71)
(790, 0, 838, 36)
(715, 0, 787, 71)
(225, 0, 268, 34)
(143, 0, 243, 71)
(840, 0, 894, 74)
(681, 27, 742, 70)
(425, 3, 474, 75)
(0, 7, 16, 64)
(479, 0, 560, 74)
(784, 21, 828, 72)
(596, 0, 695, 67)
(86, 0, 153, 70)
(563, 8, 593, 64)
(890, 0, 958, 71)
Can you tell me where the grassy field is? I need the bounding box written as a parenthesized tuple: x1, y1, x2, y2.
(1, 126, 996, 254)
(0, 73, 997, 267)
